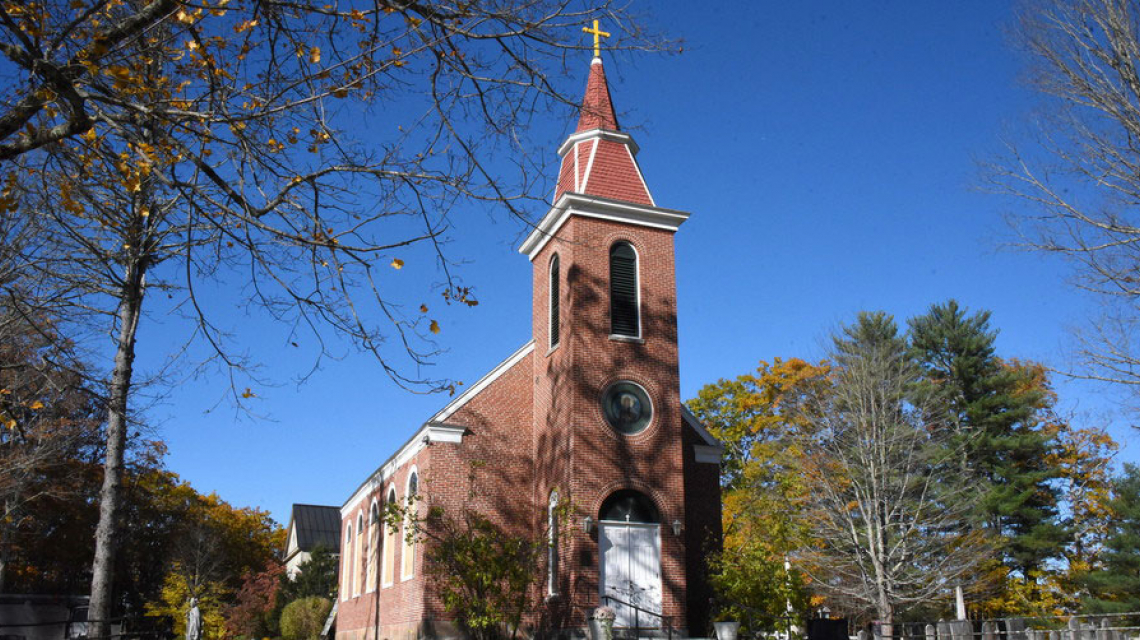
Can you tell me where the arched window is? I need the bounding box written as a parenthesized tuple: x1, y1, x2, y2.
(341, 521, 353, 601)
(382, 487, 397, 587)
(547, 491, 560, 597)
(353, 512, 364, 596)
(599, 489, 660, 523)
(366, 500, 380, 592)
(609, 242, 639, 337)
(402, 470, 419, 580)
(549, 254, 561, 348)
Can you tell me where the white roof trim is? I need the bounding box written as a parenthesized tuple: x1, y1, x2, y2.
(519, 193, 690, 260)
(557, 128, 640, 158)
(428, 340, 534, 423)
(681, 404, 723, 448)
(694, 444, 722, 465)
(341, 341, 535, 515)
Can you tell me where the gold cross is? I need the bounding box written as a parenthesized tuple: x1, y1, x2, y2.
(582, 19, 611, 58)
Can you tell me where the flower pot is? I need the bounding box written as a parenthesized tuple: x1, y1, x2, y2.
(715, 621, 741, 640)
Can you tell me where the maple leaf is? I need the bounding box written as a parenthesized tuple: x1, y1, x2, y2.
(429, 320, 440, 334)
(390, 258, 404, 269)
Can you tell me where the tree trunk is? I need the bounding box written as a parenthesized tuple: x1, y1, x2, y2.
(0, 498, 10, 593)
(87, 257, 146, 640)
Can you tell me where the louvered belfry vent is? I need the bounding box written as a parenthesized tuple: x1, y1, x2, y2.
(550, 254, 560, 347)
(610, 243, 639, 337)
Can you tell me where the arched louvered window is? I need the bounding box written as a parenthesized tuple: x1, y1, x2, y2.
(610, 242, 639, 337)
(549, 255, 560, 348)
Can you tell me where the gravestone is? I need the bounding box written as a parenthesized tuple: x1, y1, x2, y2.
(1006, 618, 1028, 640)
(983, 621, 997, 640)
(926, 624, 936, 640)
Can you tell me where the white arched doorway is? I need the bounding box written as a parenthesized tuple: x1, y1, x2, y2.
(598, 490, 663, 629)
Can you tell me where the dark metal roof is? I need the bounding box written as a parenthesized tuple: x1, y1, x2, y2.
(289, 504, 341, 552)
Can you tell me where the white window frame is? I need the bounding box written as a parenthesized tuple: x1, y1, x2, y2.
(547, 491, 560, 597)
(401, 467, 419, 581)
(366, 499, 380, 593)
(609, 241, 641, 340)
(341, 522, 352, 602)
(382, 487, 397, 588)
(549, 254, 561, 350)
(353, 512, 363, 597)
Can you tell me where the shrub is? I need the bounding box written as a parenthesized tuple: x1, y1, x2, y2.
(279, 596, 332, 640)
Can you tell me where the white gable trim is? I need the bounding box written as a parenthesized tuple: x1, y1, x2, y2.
(681, 404, 723, 465)
(429, 340, 534, 423)
(557, 128, 640, 157)
(519, 194, 690, 260)
(341, 423, 460, 516)
(681, 403, 722, 447)
(342, 342, 534, 515)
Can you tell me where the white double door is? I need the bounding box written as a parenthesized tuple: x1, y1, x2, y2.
(599, 521, 663, 629)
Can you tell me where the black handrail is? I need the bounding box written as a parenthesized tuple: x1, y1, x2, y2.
(601, 594, 673, 640)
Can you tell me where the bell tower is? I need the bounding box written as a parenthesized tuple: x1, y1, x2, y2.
(520, 48, 710, 635)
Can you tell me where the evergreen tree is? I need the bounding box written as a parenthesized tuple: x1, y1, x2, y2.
(1081, 464, 1140, 615)
(280, 545, 339, 602)
(907, 301, 1066, 576)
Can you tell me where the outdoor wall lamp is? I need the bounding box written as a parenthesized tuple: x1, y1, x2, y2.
(583, 516, 595, 533)
(672, 519, 682, 536)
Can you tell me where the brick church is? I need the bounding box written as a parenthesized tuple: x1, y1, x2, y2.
(336, 48, 723, 640)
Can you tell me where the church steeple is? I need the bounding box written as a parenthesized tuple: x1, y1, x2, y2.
(553, 56, 654, 206)
(576, 58, 619, 132)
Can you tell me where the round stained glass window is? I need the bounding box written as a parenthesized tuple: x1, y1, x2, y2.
(601, 381, 652, 435)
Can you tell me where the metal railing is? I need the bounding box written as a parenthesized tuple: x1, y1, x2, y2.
(601, 594, 674, 640)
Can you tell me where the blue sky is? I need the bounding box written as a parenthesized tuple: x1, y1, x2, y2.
(142, 1, 1137, 524)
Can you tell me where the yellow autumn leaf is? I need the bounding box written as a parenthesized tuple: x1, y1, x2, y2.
(309, 47, 321, 64)
(241, 388, 255, 399)
(29, 401, 44, 410)
(390, 258, 404, 269)
(429, 320, 440, 334)
(4, 417, 15, 429)
(419, 304, 428, 313)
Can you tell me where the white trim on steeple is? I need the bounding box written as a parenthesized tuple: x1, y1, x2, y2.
(557, 128, 639, 157)
(580, 139, 599, 193)
(625, 144, 655, 207)
(519, 193, 690, 260)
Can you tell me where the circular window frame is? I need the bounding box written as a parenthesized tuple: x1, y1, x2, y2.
(600, 380, 654, 436)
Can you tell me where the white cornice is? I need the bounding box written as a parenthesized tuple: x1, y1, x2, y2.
(518, 193, 690, 260)
(557, 129, 640, 157)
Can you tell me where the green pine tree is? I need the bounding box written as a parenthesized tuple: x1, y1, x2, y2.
(1081, 463, 1140, 615)
(907, 300, 1066, 576)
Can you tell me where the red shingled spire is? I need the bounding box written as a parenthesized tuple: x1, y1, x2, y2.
(553, 57, 654, 206)
(576, 58, 619, 132)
